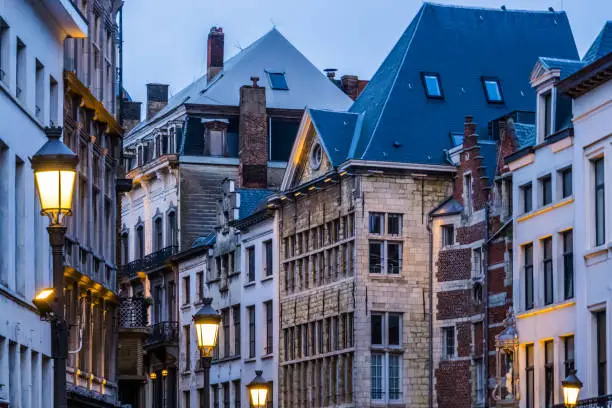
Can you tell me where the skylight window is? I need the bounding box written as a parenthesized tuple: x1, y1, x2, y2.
(482, 77, 503, 103)
(267, 72, 288, 90)
(421, 73, 443, 99)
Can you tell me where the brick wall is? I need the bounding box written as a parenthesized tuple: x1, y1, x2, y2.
(436, 360, 471, 408)
(436, 248, 472, 281)
(239, 83, 268, 188)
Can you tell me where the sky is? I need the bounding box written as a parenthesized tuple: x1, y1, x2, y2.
(121, 0, 612, 105)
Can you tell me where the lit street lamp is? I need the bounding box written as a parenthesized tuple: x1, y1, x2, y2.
(562, 369, 583, 408)
(247, 370, 269, 408)
(193, 298, 221, 408)
(30, 126, 78, 408)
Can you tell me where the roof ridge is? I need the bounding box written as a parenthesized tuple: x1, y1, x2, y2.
(424, 1, 568, 14)
(540, 56, 581, 63)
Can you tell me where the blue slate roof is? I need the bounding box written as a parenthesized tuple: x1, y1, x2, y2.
(430, 197, 463, 217)
(192, 231, 216, 248)
(478, 141, 498, 184)
(343, 3, 578, 166)
(515, 123, 537, 149)
(237, 189, 274, 220)
(583, 21, 612, 64)
(308, 109, 360, 166)
(538, 57, 585, 79)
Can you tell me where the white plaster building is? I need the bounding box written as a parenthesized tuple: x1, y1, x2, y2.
(0, 1, 86, 407)
(173, 180, 278, 408)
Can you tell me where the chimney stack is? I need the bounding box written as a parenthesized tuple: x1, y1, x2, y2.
(146, 83, 169, 121)
(207, 27, 224, 82)
(324, 68, 338, 80)
(238, 78, 268, 188)
(122, 101, 142, 132)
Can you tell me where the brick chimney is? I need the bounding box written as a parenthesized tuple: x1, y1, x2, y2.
(207, 27, 224, 82)
(122, 101, 142, 133)
(341, 75, 368, 100)
(146, 83, 169, 121)
(238, 77, 268, 188)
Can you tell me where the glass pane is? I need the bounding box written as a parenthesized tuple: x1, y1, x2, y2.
(388, 314, 400, 345)
(388, 355, 401, 400)
(369, 213, 383, 234)
(387, 243, 402, 274)
(371, 314, 383, 345)
(371, 354, 383, 399)
(563, 169, 572, 197)
(268, 72, 288, 90)
(388, 214, 402, 235)
(424, 75, 441, 97)
(484, 80, 502, 101)
(369, 242, 383, 273)
(209, 130, 224, 156)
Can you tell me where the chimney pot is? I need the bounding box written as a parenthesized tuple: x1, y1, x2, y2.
(146, 84, 169, 121)
(207, 26, 225, 82)
(324, 68, 338, 79)
(250, 76, 260, 88)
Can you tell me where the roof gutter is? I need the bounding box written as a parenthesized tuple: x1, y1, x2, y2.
(339, 159, 456, 174)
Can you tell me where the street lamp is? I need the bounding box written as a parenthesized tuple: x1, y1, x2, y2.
(247, 370, 269, 408)
(193, 298, 221, 408)
(562, 369, 583, 408)
(31, 126, 77, 408)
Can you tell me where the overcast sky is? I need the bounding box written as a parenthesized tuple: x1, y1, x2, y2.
(122, 0, 612, 105)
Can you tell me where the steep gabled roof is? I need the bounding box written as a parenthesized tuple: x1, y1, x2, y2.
(129, 29, 351, 135)
(308, 109, 361, 167)
(346, 3, 578, 165)
(538, 57, 586, 79)
(583, 21, 612, 64)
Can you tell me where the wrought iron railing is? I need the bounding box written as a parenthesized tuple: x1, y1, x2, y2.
(119, 297, 148, 328)
(145, 321, 178, 347)
(120, 246, 178, 279)
(554, 394, 612, 408)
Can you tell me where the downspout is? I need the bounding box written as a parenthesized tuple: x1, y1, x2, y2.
(483, 202, 490, 408)
(426, 214, 434, 408)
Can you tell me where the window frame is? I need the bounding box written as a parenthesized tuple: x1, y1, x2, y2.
(526, 344, 535, 408)
(524, 243, 534, 310)
(521, 182, 533, 214)
(540, 174, 552, 207)
(369, 212, 384, 235)
(560, 166, 573, 199)
(246, 246, 255, 282)
(370, 312, 404, 403)
(594, 158, 606, 247)
(441, 224, 455, 247)
(481, 76, 504, 104)
(464, 173, 473, 215)
(563, 230, 574, 300)
(267, 71, 289, 90)
(442, 326, 455, 359)
(544, 340, 554, 407)
(542, 237, 553, 305)
(420, 72, 444, 99)
(263, 240, 273, 277)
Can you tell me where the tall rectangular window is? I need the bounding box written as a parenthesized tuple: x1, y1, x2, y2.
(543, 92, 553, 138)
(442, 225, 454, 247)
(563, 230, 574, 300)
(182, 276, 190, 305)
(223, 382, 230, 408)
(387, 213, 402, 235)
(473, 247, 482, 278)
(263, 240, 273, 277)
(369, 241, 383, 273)
(233, 380, 241, 408)
(184, 325, 191, 371)
(247, 246, 255, 282)
(223, 309, 230, 357)
(542, 237, 553, 305)
(35, 59, 44, 121)
(248, 306, 255, 358)
(564, 335, 575, 376)
(524, 244, 534, 310)
(561, 167, 572, 198)
(232, 305, 240, 356)
(387, 242, 402, 274)
(196, 271, 203, 301)
(0, 18, 8, 83)
(443, 327, 455, 359)
(541, 175, 552, 206)
(522, 183, 533, 213)
(544, 340, 554, 408)
(370, 311, 403, 402)
(594, 158, 605, 246)
(16, 38, 25, 102)
(526, 344, 534, 408)
(596, 310, 607, 396)
(183, 391, 190, 408)
(464, 173, 473, 215)
(154, 217, 163, 251)
(265, 301, 273, 354)
(369, 213, 384, 234)
(475, 358, 485, 403)
(371, 353, 384, 400)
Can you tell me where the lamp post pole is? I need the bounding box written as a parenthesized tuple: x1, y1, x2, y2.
(193, 298, 221, 408)
(201, 356, 211, 408)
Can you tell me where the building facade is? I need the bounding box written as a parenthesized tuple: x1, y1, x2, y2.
(0, 1, 86, 407)
(60, 0, 125, 406)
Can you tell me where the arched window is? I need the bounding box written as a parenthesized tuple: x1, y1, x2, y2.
(136, 224, 145, 259)
(167, 211, 177, 247)
(120, 231, 129, 265)
(154, 217, 163, 251)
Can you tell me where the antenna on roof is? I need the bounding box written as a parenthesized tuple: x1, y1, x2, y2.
(270, 18, 277, 29)
(234, 42, 243, 51)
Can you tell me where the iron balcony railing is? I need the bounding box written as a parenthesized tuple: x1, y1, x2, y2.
(145, 321, 179, 347)
(119, 297, 148, 328)
(120, 245, 178, 279)
(554, 395, 612, 408)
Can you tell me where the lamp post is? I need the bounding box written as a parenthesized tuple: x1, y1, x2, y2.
(247, 370, 269, 408)
(30, 126, 78, 408)
(193, 298, 221, 408)
(562, 369, 583, 408)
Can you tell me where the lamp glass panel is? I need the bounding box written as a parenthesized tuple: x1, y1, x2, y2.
(195, 322, 219, 349)
(563, 386, 580, 405)
(35, 170, 76, 213)
(249, 388, 268, 407)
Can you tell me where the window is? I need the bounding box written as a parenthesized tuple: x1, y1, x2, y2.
(543, 92, 553, 138)
(541, 175, 552, 206)
(526, 344, 534, 408)
(196, 271, 204, 301)
(317, 320, 323, 354)
(596, 310, 607, 396)
(542, 237, 553, 305)
(387, 242, 402, 274)
(233, 380, 241, 408)
(387, 213, 402, 235)
(247, 246, 255, 282)
(370, 240, 402, 275)
(442, 225, 454, 247)
(263, 240, 273, 277)
(524, 244, 534, 310)
(369, 241, 383, 273)
(206, 129, 226, 156)
(35, 59, 44, 120)
(267, 72, 288, 90)
(136, 224, 144, 259)
(442, 327, 455, 359)
(564, 335, 575, 376)
(167, 211, 177, 247)
(183, 391, 190, 408)
(16, 38, 25, 102)
(182, 276, 190, 305)
(310, 142, 322, 170)
(0, 18, 8, 82)
(265, 301, 273, 354)
(482, 77, 503, 103)
(223, 382, 230, 408)
(371, 312, 403, 402)
(473, 247, 482, 278)
(421, 72, 443, 99)
(248, 306, 255, 358)
(594, 158, 605, 246)
(563, 230, 574, 300)
(522, 183, 533, 213)
(154, 217, 163, 251)
(464, 173, 473, 215)
(544, 340, 553, 408)
(184, 325, 191, 371)
(475, 358, 485, 403)
(269, 117, 300, 161)
(213, 385, 219, 408)
(232, 305, 240, 355)
(561, 167, 572, 198)
(120, 232, 129, 265)
(369, 213, 384, 234)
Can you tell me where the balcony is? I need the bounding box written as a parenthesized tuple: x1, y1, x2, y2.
(554, 395, 612, 408)
(145, 321, 179, 348)
(120, 245, 178, 279)
(119, 297, 148, 328)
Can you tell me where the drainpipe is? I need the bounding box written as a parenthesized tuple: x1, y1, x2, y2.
(483, 203, 490, 408)
(426, 214, 434, 408)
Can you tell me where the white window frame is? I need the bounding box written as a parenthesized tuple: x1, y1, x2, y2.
(370, 312, 403, 403)
(442, 326, 456, 360)
(369, 240, 402, 275)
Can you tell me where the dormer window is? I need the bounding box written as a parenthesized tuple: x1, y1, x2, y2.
(267, 72, 288, 90)
(203, 120, 229, 157)
(543, 91, 553, 138)
(482, 77, 503, 103)
(421, 73, 443, 99)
